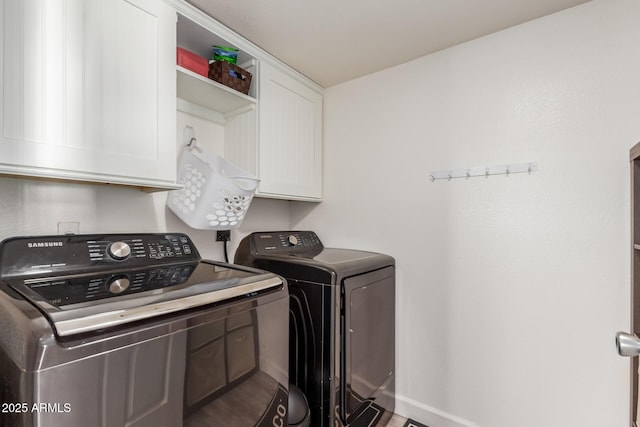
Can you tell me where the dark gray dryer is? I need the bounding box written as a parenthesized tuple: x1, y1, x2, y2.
(235, 231, 395, 427)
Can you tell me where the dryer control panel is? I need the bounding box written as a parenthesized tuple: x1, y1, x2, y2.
(247, 231, 323, 255)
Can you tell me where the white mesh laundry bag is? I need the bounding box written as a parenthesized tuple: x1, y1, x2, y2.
(167, 146, 259, 230)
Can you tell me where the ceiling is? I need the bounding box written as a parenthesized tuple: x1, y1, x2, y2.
(186, 0, 592, 88)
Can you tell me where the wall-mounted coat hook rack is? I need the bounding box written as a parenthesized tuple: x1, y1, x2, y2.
(431, 162, 537, 182)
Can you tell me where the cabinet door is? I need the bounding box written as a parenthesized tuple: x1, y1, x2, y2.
(258, 62, 322, 200)
(0, 0, 177, 189)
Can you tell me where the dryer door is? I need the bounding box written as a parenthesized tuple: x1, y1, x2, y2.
(341, 266, 395, 425)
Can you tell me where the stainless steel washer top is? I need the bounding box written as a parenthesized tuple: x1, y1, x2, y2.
(0, 233, 281, 337)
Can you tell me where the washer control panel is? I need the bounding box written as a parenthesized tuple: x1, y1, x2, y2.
(0, 233, 201, 280)
(251, 231, 323, 255)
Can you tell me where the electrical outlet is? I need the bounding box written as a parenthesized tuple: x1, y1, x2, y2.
(216, 230, 230, 241)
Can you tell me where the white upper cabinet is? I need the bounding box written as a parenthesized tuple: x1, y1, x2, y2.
(0, 0, 178, 190)
(172, 0, 323, 201)
(257, 62, 323, 201)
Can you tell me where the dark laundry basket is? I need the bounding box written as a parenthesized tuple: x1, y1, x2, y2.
(288, 384, 311, 427)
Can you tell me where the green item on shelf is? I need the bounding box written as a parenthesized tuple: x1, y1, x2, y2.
(212, 45, 238, 64)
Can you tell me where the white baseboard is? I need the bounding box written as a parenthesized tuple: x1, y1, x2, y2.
(394, 394, 478, 427)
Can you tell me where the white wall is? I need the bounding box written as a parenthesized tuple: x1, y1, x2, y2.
(0, 176, 291, 261)
(292, 0, 639, 425)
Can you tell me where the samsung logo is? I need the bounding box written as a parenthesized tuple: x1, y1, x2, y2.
(27, 242, 63, 248)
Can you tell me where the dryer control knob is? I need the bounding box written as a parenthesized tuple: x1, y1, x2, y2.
(287, 235, 299, 246)
(108, 241, 131, 260)
(108, 277, 130, 294)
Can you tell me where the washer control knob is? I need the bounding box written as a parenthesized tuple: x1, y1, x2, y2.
(287, 235, 299, 246)
(108, 241, 131, 260)
(108, 277, 130, 294)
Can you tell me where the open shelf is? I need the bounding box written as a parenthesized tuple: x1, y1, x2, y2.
(176, 66, 256, 114)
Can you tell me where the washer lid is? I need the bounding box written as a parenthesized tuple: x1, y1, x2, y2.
(6, 261, 283, 337)
(0, 233, 284, 337)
